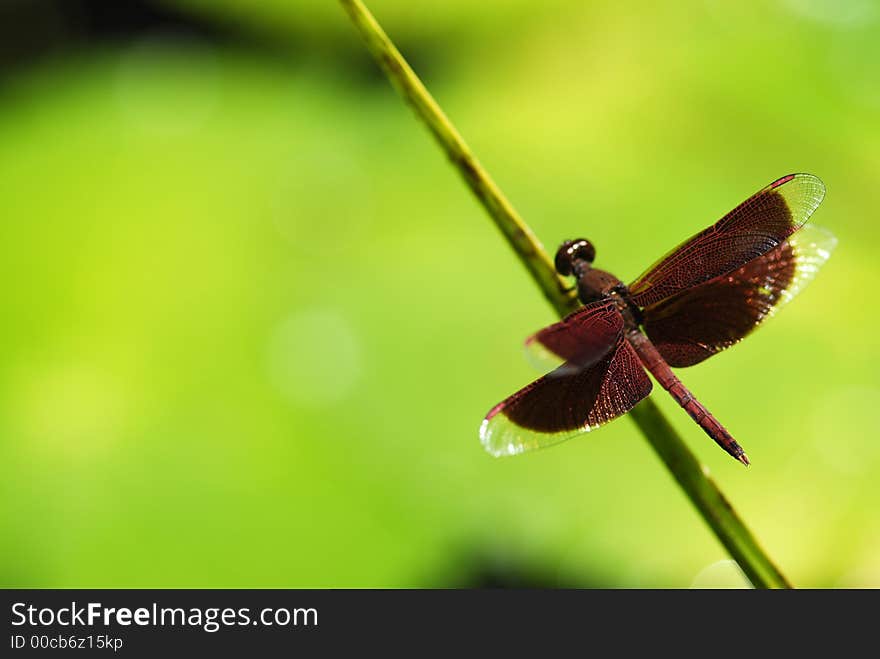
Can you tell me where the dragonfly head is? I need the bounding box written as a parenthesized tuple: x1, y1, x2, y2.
(555, 239, 595, 276)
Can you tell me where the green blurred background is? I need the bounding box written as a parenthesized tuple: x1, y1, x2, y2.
(1, 0, 878, 588)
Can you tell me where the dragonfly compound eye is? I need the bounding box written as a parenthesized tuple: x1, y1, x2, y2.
(555, 239, 596, 276)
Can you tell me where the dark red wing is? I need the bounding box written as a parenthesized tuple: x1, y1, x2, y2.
(524, 299, 623, 373)
(642, 225, 836, 367)
(480, 337, 652, 456)
(629, 174, 825, 308)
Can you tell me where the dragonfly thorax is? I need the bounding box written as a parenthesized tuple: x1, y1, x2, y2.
(575, 267, 624, 305)
(555, 238, 624, 305)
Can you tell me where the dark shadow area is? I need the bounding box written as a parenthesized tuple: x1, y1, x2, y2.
(431, 551, 608, 589)
(0, 0, 440, 90)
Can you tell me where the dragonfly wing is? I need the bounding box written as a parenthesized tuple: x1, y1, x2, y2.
(642, 225, 836, 367)
(480, 337, 652, 457)
(523, 299, 623, 374)
(629, 174, 826, 308)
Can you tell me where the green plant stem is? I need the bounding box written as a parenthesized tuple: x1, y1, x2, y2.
(340, 0, 792, 589)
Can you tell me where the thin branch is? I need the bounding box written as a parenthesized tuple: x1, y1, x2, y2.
(340, 0, 792, 589)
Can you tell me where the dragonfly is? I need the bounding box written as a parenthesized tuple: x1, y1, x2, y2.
(480, 174, 835, 465)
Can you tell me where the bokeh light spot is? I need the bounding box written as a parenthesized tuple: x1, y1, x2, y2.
(267, 308, 361, 407)
(11, 361, 126, 460)
(690, 560, 751, 589)
(780, 0, 877, 27)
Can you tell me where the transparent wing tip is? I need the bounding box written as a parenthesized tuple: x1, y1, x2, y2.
(773, 224, 837, 310)
(772, 171, 825, 193)
(798, 224, 837, 256)
(479, 410, 528, 457)
(479, 403, 591, 458)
